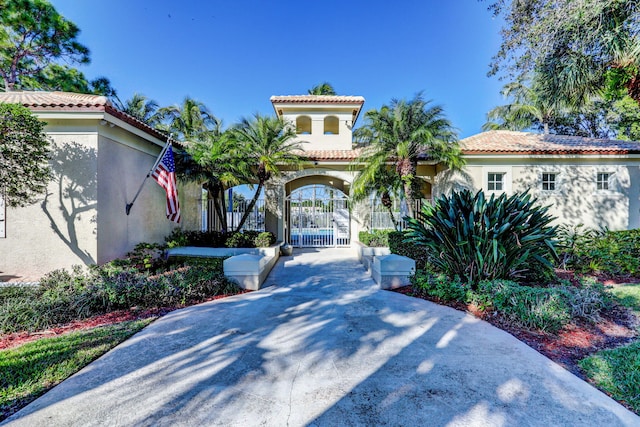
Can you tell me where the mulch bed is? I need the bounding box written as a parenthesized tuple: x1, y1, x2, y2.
(393, 280, 639, 378)
(0, 291, 250, 351)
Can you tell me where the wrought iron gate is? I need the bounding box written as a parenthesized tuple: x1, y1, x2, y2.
(285, 185, 350, 247)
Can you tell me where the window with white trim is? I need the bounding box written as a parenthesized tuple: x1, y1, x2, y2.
(596, 172, 612, 190)
(541, 173, 558, 191)
(487, 173, 505, 191)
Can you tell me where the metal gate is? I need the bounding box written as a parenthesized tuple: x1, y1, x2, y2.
(285, 185, 350, 247)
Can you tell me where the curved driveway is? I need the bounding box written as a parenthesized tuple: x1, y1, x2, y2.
(4, 249, 638, 426)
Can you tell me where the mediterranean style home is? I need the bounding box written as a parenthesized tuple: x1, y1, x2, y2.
(2, 91, 640, 279)
(0, 91, 199, 281)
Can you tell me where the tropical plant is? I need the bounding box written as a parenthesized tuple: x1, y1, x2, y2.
(486, 0, 640, 107)
(229, 114, 306, 230)
(308, 82, 336, 95)
(178, 130, 250, 231)
(353, 93, 462, 217)
(0, 0, 90, 91)
(483, 78, 559, 134)
(121, 93, 160, 126)
(0, 103, 51, 207)
(156, 97, 221, 141)
(404, 189, 558, 287)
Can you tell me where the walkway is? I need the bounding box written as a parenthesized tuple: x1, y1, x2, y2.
(3, 249, 638, 426)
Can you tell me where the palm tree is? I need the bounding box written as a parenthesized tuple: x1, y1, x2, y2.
(483, 79, 559, 134)
(178, 131, 250, 231)
(354, 93, 462, 218)
(156, 97, 220, 141)
(230, 114, 307, 230)
(122, 93, 160, 126)
(308, 82, 336, 95)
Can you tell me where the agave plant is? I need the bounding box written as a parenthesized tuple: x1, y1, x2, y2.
(404, 189, 558, 287)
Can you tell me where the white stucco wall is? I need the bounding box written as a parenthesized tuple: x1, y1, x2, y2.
(97, 129, 201, 264)
(0, 130, 99, 281)
(434, 157, 640, 231)
(0, 115, 201, 281)
(283, 111, 355, 151)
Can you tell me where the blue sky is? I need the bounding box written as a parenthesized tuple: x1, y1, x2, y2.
(49, 0, 505, 138)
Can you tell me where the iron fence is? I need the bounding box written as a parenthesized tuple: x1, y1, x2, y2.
(200, 198, 266, 232)
(368, 199, 431, 231)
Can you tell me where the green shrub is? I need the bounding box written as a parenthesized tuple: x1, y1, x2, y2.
(165, 229, 228, 248)
(388, 231, 430, 270)
(254, 231, 276, 247)
(412, 271, 467, 302)
(480, 280, 571, 333)
(565, 278, 611, 322)
(225, 232, 253, 248)
(358, 230, 391, 247)
(0, 257, 239, 334)
(557, 226, 640, 276)
(405, 190, 558, 288)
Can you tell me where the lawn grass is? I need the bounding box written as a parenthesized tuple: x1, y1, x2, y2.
(579, 341, 640, 413)
(609, 283, 640, 315)
(578, 283, 640, 414)
(0, 319, 153, 421)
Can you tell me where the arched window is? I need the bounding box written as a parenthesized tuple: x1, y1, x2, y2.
(324, 116, 339, 135)
(296, 116, 311, 134)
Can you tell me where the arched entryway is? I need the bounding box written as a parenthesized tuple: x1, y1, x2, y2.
(285, 184, 350, 247)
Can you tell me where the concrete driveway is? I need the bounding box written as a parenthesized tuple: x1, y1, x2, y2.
(3, 249, 638, 426)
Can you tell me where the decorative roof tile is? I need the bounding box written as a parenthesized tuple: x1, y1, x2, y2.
(461, 130, 640, 155)
(296, 149, 362, 161)
(270, 95, 365, 104)
(0, 91, 168, 142)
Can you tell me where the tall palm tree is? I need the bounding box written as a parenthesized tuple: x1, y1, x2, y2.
(122, 93, 160, 126)
(156, 97, 220, 141)
(178, 131, 250, 231)
(230, 114, 307, 230)
(483, 79, 559, 134)
(354, 93, 462, 217)
(307, 82, 336, 95)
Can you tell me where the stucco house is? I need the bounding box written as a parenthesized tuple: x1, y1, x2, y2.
(452, 131, 640, 231)
(0, 91, 199, 281)
(234, 95, 640, 246)
(3, 91, 640, 280)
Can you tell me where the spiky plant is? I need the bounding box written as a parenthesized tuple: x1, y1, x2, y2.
(405, 189, 558, 287)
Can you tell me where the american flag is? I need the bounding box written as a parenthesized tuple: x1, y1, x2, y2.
(151, 144, 181, 223)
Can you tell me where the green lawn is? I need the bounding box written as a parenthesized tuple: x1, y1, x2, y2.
(0, 319, 153, 421)
(579, 283, 640, 414)
(580, 341, 640, 413)
(609, 283, 640, 315)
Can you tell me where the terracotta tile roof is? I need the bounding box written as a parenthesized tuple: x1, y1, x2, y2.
(296, 149, 362, 161)
(461, 130, 640, 155)
(0, 91, 168, 143)
(270, 95, 365, 104)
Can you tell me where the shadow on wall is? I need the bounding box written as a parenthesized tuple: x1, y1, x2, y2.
(514, 165, 632, 230)
(434, 168, 474, 196)
(41, 142, 97, 265)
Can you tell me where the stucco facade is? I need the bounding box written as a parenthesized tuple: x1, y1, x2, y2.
(439, 131, 640, 231)
(0, 92, 198, 281)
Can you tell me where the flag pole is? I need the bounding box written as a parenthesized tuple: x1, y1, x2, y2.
(125, 135, 173, 215)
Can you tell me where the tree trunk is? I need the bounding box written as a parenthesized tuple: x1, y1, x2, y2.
(236, 181, 264, 232)
(381, 191, 399, 231)
(396, 158, 417, 218)
(209, 183, 227, 232)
